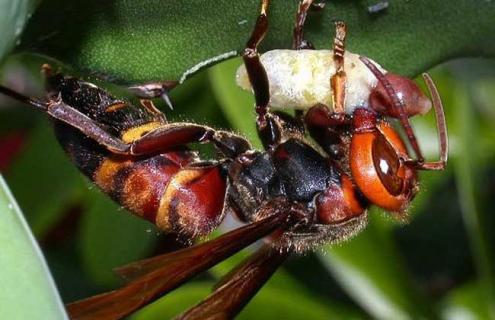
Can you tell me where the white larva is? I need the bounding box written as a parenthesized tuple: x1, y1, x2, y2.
(236, 49, 387, 112)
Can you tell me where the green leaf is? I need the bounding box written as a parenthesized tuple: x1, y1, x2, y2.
(0, 0, 36, 61)
(18, 0, 495, 83)
(131, 282, 360, 320)
(0, 174, 68, 319)
(78, 189, 157, 287)
(319, 213, 435, 320)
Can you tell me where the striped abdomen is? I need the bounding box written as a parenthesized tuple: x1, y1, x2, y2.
(55, 122, 227, 237)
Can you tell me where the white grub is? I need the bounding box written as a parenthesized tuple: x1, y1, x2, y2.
(236, 49, 387, 112)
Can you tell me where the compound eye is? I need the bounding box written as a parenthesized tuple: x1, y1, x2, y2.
(350, 123, 416, 212)
(372, 133, 403, 196)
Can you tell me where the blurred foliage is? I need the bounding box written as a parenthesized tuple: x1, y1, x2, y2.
(1, 1, 495, 320)
(0, 1, 68, 319)
(0, 0, 36, 62)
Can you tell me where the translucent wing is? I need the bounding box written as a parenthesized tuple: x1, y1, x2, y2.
(176, 244, 289, 320)
(67, 213, 289, 320)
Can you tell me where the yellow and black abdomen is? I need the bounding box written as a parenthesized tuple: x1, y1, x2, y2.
(55, 119, 228, 237)
(51, 74, 228, 237)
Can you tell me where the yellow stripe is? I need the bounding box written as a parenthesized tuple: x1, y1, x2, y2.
(93, 156, 132, 192)
(121, 122, 163, 143)
(156, 169, 203, 232)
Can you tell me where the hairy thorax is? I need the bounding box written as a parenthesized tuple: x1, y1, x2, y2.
(236, 49, 386, 111)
